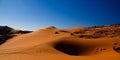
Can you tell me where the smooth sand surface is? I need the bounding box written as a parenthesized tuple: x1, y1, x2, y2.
(0, 26, 120, 60)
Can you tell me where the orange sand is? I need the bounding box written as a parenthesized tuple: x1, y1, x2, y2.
(0, 26, 120, 60)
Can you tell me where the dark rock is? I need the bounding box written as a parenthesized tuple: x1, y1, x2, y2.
(0, 26, 32, 45)
(0, 26, 13, 34)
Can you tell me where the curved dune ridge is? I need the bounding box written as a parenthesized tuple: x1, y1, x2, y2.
(0, 26, 120, 60)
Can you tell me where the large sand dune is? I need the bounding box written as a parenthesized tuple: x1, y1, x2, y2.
(0, 26, 120, 60)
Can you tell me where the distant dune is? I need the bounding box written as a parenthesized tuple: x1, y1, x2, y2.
(0, 24, 120, 60)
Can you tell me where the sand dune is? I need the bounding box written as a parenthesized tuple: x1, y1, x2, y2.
(0, 26, 120, 60)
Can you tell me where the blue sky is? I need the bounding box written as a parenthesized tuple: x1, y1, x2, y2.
(0, 0, 120, 30)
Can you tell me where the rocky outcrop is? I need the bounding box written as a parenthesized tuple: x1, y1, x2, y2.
(71, 24, 120, 38)
(0, 26, 32, 45)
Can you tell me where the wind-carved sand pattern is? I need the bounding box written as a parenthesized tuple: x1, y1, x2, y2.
(0, 25, 120, 60)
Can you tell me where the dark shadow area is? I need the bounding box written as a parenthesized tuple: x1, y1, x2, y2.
(53, 40, 93, 56)
(113, 47, 120, 53)
(55, 32, 59, 34)
(54, 41, 80, 56)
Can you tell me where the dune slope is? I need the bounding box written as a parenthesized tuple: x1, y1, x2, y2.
(0, 25, 120, 60)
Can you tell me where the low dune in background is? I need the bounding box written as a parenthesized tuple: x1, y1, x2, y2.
(0, 24, 120, 60)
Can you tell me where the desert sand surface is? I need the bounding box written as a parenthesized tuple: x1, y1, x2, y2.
(0, 25, 120, 60)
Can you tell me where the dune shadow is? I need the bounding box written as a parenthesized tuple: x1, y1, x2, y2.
(54, 41, 80, 55)
(113, 46, 120, 53)
(53, 40, 93, 56)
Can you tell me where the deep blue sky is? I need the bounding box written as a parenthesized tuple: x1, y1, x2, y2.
(0, 0, 120, 30)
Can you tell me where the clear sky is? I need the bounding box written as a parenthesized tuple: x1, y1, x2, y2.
(0, 0, 120, 30)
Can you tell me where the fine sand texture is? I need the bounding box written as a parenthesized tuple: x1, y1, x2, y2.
(0, 26, 120, 60)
